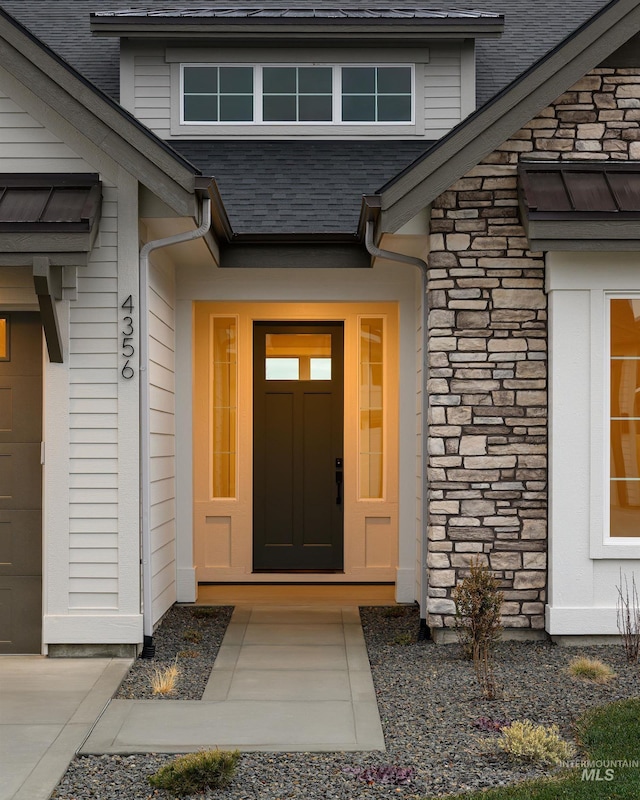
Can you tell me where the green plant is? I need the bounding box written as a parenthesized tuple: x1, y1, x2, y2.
(498, 720, 575, 765)
(182, 628, 203, 644)
(567, 656, 615, 684)
(150, 660, 180, 695)
(148, 749, 240, 795)
(452, 557, 503, 699)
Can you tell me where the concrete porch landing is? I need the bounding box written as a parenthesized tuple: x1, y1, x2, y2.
(81, 605, 385, 753)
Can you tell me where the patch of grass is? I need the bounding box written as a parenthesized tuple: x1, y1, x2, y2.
(182, 628, 203, 644)
(150, 661, 180, 695)
(498, 720, 575, 765)
(567, 657, 615, 684)
(148, 749, 240, 796)
(423, 698, 640, 799)
(191, 606, 220, 619)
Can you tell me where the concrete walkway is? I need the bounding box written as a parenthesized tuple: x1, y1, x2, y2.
(0, 657, 131, 800)
(82, 605, 385, 753)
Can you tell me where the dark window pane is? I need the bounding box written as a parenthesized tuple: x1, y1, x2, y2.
(342, 67, 375, 94)
(184, 66, 217, 94)
(184, 95, 218, 122)
(263, 95, 296, 121)
(299, 95, 332, 122)
(298, 67, 332, 94)
(378, 95, 412, 122)
(342, 95, 375, 122)
(219, 67, 253, 94)
(263, 67, 296, 94)
(377, 67, 411, 94)
(220, 95, 253, 122)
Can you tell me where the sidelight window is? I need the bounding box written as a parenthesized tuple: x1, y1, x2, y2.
(359, 317, 384, 498)
(211, 317, 237, 497)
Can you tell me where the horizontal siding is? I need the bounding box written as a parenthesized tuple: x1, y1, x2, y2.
(0, 90, 92, 171)
(68, 183, 120, 610)
(135, 54, 171, 136)
(423, 45, 461, 138)
(149, 257, 177, 625)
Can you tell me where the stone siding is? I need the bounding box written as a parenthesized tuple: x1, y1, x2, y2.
(426, 67, 640, 633)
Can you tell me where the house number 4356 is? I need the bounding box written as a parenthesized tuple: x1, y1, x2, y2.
(121, 295, 135, 379)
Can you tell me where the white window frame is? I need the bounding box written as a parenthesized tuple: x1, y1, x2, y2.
(179, 63, 415, 126)
(604, 293, 640, 547)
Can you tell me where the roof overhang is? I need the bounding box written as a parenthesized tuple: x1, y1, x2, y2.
(372, 0, 640, 234)
(519, 161, 640, 250)
(90, 8, 504, 44)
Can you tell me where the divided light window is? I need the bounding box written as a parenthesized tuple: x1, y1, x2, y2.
(181, 65, 413, 124)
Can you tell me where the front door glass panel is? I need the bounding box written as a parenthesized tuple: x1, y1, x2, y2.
(265, 333, 331, 381)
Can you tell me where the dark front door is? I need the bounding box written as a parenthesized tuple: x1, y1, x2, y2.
(0, 313, 42, 653)
(253, 322, 344, 571)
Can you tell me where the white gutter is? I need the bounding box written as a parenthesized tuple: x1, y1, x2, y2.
(364, 220, 431, 636)
(139, 198, 212, 657)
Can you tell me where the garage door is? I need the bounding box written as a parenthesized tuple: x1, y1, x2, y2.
(0, 313, 42, 653)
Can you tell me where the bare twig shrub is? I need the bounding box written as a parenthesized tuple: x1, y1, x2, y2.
(616, 571, 640, 663)
(452, 558, 503, 699)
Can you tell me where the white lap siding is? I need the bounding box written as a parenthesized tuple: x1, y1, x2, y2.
(148, 252, 177, 625)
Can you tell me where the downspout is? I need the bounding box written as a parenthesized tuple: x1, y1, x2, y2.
(139, 197, 212, 658)
(364, 219, 431, 639)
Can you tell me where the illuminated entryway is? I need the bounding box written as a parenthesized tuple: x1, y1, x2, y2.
(193, 302, 399, 583)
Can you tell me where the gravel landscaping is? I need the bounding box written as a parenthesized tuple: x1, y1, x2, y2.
(52, 605, 640, 799)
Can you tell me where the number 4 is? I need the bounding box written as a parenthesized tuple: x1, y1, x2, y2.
(121, 295, 134, 312)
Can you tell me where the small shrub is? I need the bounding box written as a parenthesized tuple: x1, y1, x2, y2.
(382, 606, 406, 618)
(149, 749, 240, 795)
(498, 720, 575, 765)
(452, 558, 503, 699)
(568, 656, 615, 684)
(343, 765, 414, 785)
(191, 606, 219, 619)
(183, 628, 203, 644)
(393, 632, 414, 645)
(473, 716, 510, 732)
(150, 661, 180, 695)
(616, 571, 640, 663)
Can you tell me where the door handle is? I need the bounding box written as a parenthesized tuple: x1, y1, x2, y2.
(335, 457, 343, 505)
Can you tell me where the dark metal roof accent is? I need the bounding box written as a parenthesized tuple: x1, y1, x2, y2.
(91, 7, 502, 20)
(0, 174, 101, 232)
(519, 162, 640, 218)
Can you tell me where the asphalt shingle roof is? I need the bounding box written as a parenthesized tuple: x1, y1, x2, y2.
(0, 1, 609, 105)
(170, 139, 433, 233)
(0, 0, 614, 232)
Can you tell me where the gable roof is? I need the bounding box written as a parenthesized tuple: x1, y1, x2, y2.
(0, 4, 207, 217)
(373, 0, 640, 233)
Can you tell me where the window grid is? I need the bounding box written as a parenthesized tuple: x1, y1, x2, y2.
(181, 64, 414, 125)
(608, 297, 640, 539)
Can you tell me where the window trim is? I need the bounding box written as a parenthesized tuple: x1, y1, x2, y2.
(604, 293, 640, 546)
(179, 63, 416, 126)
